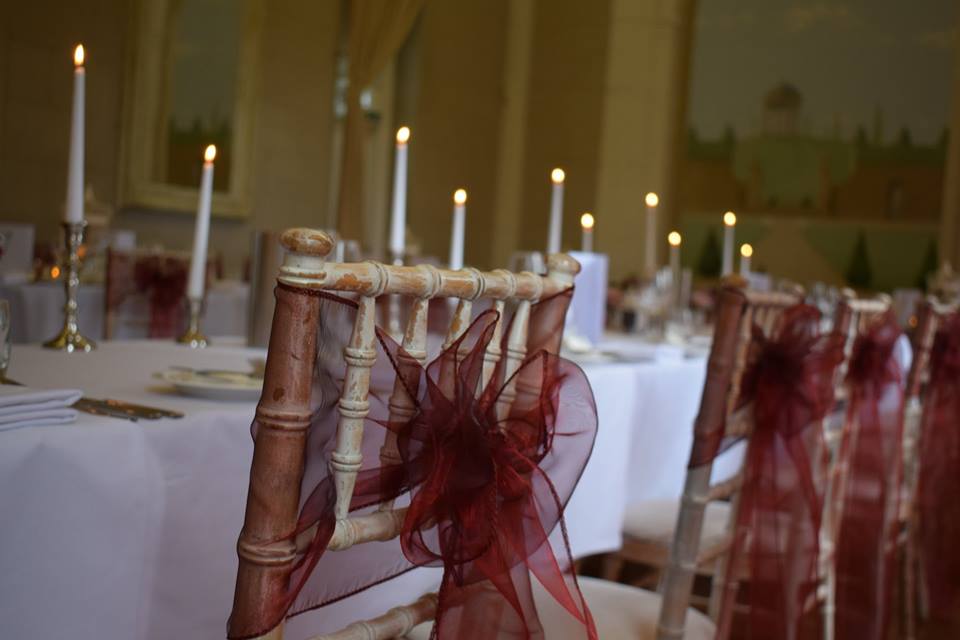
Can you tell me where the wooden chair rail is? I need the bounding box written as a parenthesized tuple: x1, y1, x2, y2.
(707, 473, 744, 503)
(278, 228, 574, 303)
(307, 594, 438, 640)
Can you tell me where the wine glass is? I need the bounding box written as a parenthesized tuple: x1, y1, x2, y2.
(0, 300, 11, 380)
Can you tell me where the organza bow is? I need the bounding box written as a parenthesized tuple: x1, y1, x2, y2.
(834, 311, 904, 640)
(916, 312, 960, 620)
(106, 254, 188, 338)
(715, 304, 844, 639)
(388, 309, 596, 639)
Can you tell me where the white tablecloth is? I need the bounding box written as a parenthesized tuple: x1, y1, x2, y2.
(0, 280, 249, 344)
(0, 338, 707, 639)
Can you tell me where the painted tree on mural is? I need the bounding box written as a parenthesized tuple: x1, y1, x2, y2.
(846, 231, 872, 290)
(697, 229, 722, 278)
(915, 239, 939, 290)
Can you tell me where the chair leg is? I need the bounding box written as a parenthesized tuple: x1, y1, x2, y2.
(602, 553, 625, 582)
(905, 528, 918, 640)
(822, 570, 835, 640)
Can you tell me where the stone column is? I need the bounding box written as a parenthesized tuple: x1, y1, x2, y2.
(592, 0, 697, 279)
(491, 0, 536, 268)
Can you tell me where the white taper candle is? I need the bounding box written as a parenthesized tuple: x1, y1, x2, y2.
(668, 231, 681, 279)
(645, 192, 659, 277)
(547, 168, 565, 254)
(740, 243, 753, 277)
(389, 127, 410, 262)
(65, 45, 86, 224)
(187, 145, 216, 300)
(580, 212, 594, 253)
(449, 188, 467, 270)
(668, 231, 681, 307)
(722, 211, 737, 276)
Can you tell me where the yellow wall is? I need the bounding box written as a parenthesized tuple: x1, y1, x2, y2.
(402, 0, 509, 269)
(0, 0, 340, 276)
(1, 0, 132, 244)
(518, 0, 611, 255)
(1, 0, 699, 280)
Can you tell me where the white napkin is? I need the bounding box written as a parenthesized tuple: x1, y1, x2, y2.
(0, 386, 82, 432)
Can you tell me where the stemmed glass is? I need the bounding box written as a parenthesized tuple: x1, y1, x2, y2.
(0, 300, 11, 380)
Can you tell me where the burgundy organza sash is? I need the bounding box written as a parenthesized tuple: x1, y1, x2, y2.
(703, 304, 844, 639)
(106, 251, 189, 338)
(916, 312, 960, 619)
(834, 312, 904, 640)
(228, 288, 598, 639)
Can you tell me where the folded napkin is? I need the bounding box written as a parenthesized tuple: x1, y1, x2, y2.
(0, 385, 82, 432)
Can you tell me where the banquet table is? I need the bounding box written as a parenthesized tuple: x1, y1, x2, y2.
(0, 280, 249, 344)
(0, 337, 708, 640)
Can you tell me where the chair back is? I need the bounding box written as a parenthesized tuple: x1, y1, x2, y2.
(104, 248, 186, 339)
(901, 295, 958, 499)
(231, 228, 580, 639)
(821, 293, 894, 640)
(906, 296, 956, 403)
(104, 247, 217, 339)
(832, 291, 894, 387)
(901, 296, 960, 635)
(824, 291, 897, 539)
(656, 278, 807, 640)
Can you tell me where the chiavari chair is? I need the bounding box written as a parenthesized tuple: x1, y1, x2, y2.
(819, 292, 895, 640)
(901, 296, 958, 640)
(103, 247, 219, 339)
(601, 281, 805, 590)
(230, 228, 583, 639)
(507, 278, 815, 640)
(655, 278, 821, 640)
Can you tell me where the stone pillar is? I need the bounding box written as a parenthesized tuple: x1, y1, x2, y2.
(491, 0, 535, 268)
(592, 0, 697, 279)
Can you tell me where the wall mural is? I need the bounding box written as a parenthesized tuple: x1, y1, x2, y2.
(681, 0, 955, 290)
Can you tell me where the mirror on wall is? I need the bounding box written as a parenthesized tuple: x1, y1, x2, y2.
(121, 0, 263, 217)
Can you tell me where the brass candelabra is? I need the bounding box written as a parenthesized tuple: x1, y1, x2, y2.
(176, 298, 208, 348)
(43, 221, 95, 352)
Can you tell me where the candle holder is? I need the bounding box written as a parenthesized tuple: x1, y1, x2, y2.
(44, 221, 95, 352)
(177, 298, 208, 348)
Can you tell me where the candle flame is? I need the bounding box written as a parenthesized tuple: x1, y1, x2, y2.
(668, 231, 682, 247)
(723, 211, 737, 226)
(551, 168, 565, 184)
(645, 192, 659, 208)
(51, 266, 61, 279)
(454, 188, 467, 205)
(741, 243, 753, 258)
(74, 44, 85, 67)
(396, 126, 411, 144)
(204, 144, 217, 162)
(580, 212, 595, 230)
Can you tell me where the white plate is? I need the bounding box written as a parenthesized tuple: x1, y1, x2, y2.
(156, 368, 263, 402)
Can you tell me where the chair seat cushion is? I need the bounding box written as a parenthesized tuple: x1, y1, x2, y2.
(623, 498, 731, 549)
(407, 576, 714, 639)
